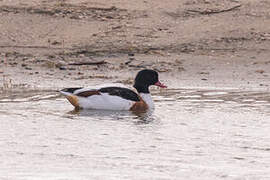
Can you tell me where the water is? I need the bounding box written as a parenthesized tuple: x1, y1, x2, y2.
(0, 89, 270, 180)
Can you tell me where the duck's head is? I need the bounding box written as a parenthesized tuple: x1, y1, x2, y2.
(133, 69, 167, 93)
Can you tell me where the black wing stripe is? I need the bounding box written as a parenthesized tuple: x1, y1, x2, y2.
(61, 87, 83, 93)
(99, 87, 140, 102)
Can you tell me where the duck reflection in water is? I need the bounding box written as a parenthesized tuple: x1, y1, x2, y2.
(67, 108, 155, 124)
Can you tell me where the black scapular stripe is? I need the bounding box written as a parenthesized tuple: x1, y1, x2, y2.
(61, 87, 82, 93)
(99, 87, 140, 102)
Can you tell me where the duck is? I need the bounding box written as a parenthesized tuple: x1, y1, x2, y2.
(60, 69, 167, 111)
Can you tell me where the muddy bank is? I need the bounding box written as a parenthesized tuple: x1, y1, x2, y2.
(1, 0, 270, 91)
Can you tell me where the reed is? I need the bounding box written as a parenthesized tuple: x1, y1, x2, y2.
(1, 74, 13, 91)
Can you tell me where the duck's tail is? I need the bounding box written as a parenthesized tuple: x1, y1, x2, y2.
(59, 88, 82, 109)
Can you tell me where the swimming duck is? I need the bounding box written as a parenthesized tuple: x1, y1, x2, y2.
(60, 69, 167, 111)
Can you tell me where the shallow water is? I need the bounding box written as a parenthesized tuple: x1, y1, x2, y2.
(0, 89, 270, 180)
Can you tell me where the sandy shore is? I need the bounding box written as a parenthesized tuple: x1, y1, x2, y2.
(1, 0, 270, 92)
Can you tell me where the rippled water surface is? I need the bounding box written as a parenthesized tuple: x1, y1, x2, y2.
(0, 89, 270, 180)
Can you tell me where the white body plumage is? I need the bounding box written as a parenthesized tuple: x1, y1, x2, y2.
(60, 85, 154, 111)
